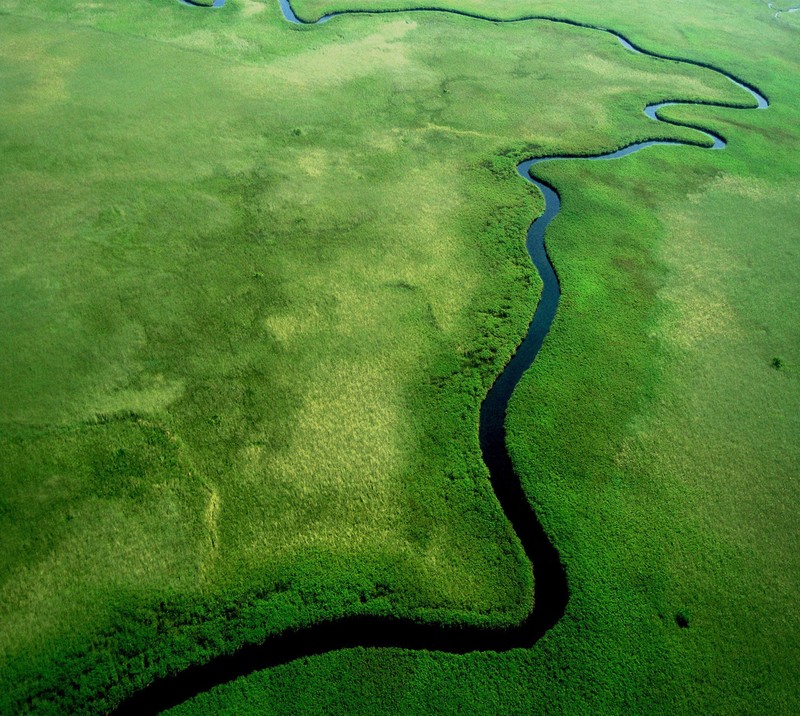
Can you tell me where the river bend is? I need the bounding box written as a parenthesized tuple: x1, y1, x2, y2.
(116, 3, 768, 712)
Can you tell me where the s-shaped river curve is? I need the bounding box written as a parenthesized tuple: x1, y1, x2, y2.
(116, 3, 768, 712)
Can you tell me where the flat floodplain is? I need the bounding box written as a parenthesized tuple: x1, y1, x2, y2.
(0, 0, 797, 713)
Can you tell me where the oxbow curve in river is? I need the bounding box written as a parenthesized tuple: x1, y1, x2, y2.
(116, 2, 769, 712)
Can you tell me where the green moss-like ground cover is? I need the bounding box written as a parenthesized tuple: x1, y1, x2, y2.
(0, 0, 797, 713)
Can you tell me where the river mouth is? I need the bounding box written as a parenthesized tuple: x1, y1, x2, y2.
(114, 4, 767, 713)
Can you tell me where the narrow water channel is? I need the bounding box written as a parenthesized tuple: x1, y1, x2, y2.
(115, 4, 768, 712)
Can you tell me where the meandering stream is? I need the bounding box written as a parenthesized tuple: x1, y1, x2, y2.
(115, 3, 768, 712)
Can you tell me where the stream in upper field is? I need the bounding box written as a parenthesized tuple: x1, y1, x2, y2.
(115, 3, 768, 712)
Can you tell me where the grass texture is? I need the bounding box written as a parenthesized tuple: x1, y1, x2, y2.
(0, 0, 797, 713)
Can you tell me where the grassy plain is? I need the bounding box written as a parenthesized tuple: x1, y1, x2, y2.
(0, 1, 743, 711)
(0, 0, 797, 713)
(180, 1, 799, 715)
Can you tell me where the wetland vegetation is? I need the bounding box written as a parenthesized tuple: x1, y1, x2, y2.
(0, 0, 797, 713)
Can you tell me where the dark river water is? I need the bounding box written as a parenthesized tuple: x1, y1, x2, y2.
(114, 3, 767, 712)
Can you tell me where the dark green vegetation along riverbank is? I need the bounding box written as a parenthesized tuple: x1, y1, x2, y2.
(1, 0, 798, 713)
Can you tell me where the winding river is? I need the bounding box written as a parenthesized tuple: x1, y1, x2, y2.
(762, 1, 800, 20)
(115, 2, 768, 712)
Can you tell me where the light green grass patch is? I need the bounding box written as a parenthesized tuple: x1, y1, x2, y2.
(0, 0, 797, 713)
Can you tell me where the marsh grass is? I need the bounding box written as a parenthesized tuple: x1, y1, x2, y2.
(0, 0, 797, 713)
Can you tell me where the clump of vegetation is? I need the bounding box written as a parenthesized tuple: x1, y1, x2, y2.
(675, 609, 691, 628)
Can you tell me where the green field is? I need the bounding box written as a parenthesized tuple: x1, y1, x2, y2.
(0, 0, 797, 713)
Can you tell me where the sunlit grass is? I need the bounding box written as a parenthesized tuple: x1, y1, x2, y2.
(0, 0, 796, 713)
